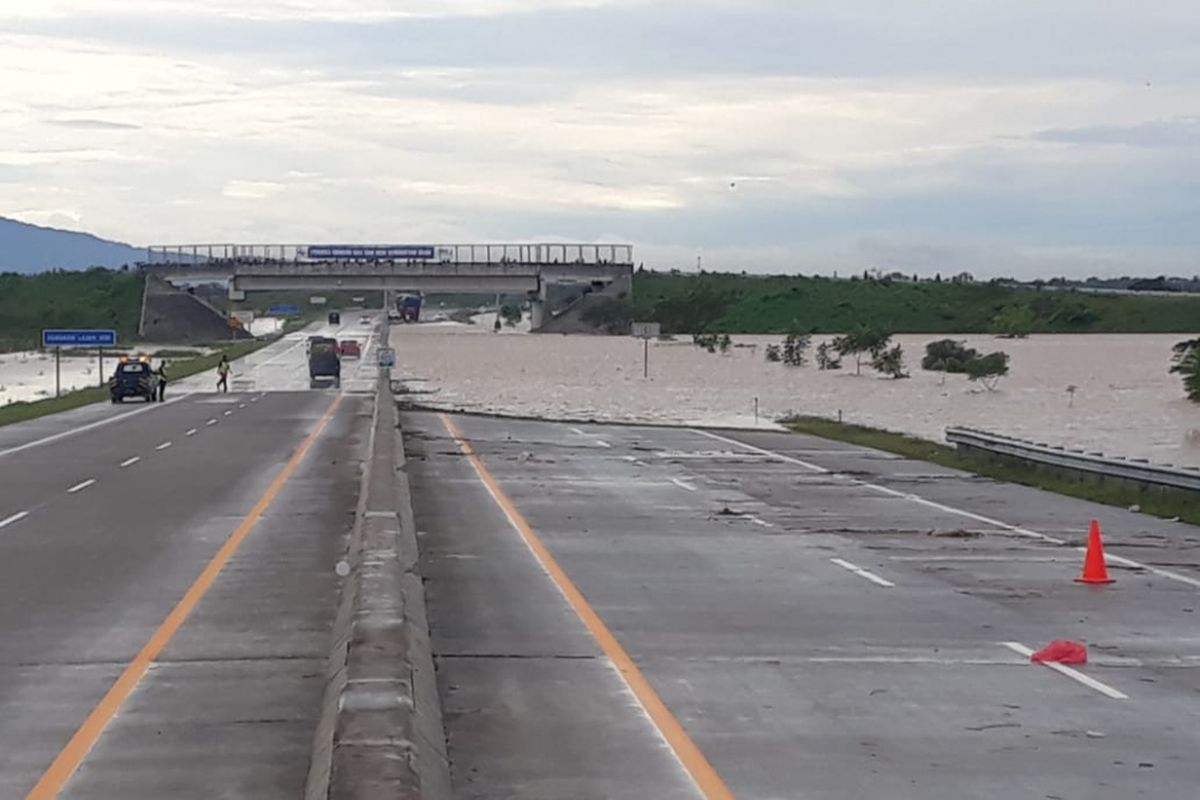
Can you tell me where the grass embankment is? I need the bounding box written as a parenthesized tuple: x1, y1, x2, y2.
(0, 338, 273, 429)
(630, 271, 1200, 334)
(783, 416, 1200, 526)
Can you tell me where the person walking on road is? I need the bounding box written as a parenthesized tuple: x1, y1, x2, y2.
(155, 361, 168, 402)
(216, 355, 230, 393)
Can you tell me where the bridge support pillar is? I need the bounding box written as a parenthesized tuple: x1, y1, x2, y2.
(529, 298, 547, 331)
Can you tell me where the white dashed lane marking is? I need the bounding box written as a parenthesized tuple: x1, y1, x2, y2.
(830, 558, 896, 588)
(0, 511, 29, 529)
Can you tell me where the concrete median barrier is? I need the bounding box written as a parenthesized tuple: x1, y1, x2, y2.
(307, 374, 451, 800)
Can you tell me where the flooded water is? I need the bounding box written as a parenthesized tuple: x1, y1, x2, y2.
(391, 325, 1200, 468)
(0, 344, 216, 406)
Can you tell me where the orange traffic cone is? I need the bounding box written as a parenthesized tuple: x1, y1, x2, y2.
(1076, 520, 1115, 585)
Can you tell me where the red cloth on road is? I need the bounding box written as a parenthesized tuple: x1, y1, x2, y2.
(1031, 640, 1088, 665)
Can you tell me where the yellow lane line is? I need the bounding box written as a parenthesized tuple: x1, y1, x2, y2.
(439, 413, 736, 800)
(26, 394, 345, 800)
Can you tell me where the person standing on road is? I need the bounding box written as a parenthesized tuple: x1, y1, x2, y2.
(155, 361, 168, 402)
(216, 355, 230, 393)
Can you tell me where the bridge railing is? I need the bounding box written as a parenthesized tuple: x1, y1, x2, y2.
(144, 243, 634, 267)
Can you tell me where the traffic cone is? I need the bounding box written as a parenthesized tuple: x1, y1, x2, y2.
(1075, 520, 1115, 585)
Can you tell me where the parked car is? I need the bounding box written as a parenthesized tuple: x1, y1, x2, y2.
(109, 357, 159, 403)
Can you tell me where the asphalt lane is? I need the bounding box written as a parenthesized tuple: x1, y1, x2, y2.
(0, 314, 378, 458)
(405, 411, 1200, 800)
(0, 350, 370, 796)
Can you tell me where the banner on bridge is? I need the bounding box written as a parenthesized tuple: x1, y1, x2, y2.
(305, 245, 435, 260)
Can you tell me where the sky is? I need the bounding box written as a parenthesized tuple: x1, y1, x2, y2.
(0, 0, 1198, 278)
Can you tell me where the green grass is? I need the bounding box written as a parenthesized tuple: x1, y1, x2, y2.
(782, 415, 1200, 525)
(631, 271, 1200, 334)
(0, 338, 274, 429)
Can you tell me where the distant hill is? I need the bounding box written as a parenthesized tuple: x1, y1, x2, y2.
(0, 217, 144, 273)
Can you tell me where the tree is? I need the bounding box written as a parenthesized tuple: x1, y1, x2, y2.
(832, 327, 892, 375)
(991, 306, 1034, 338)
(781, 332, 811, 366)
(765, 344, 782, 362)
(1171, 338, 1200, 401)
(499, 303, 523, 327)
(692, 333, 719, 353)
(965, 351, 1010, 391)
(718, 333, 733, 353)
(922, 339, 980, 373)
(815, 341, 841, 370)
(872, 344, 909, 379)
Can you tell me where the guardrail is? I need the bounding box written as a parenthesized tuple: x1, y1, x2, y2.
(945, 427, 1200, 493)
(145, 242, 634, 267)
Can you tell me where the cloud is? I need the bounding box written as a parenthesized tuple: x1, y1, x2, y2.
(0, 1, 1197, 277)
(47, 118, 141, 130)
(222, 180, 286, 199)
(1032, 116, 1200, 148)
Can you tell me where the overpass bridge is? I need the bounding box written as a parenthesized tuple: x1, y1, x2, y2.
(142, 243, 635, 329)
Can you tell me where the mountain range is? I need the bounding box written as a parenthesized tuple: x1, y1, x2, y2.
(0, 217, 145, 273)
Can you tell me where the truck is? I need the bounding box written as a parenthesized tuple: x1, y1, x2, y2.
(396, 293, 423, 323)
(308, 337, 341, 389)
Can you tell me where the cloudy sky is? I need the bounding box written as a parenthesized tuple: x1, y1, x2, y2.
(0, 0, 1197, 277)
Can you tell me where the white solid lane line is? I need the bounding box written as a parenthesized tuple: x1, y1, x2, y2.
(186, 429, 198, 437)
(1002, 642, 1130, 700)
(0, 511, 29, 529)
(156, 441, 172, 451)
(120, 457, 140, 468)
(692, 429, 830, 473)
(0, 394, 194, 460)
(670, 478, 697, 492)
(830, 557, 896, 588)
(693, 429, 1200, 590)
(67, 479, 97, 494)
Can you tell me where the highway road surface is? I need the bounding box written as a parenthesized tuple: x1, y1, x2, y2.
(0, 317, 378, 798)
(404, 411, 1200, 800)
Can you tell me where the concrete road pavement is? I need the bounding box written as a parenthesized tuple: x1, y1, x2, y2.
(404, 411, 1200, 800)
(0, 388, 369, 798)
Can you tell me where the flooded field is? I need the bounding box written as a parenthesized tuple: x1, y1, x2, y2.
(391, 325, 1200, 468)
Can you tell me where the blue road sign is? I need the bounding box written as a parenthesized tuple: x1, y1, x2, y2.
(307, 245, 434, 260)
(268, 305, 301, 315)
(42, 329, 117, 347)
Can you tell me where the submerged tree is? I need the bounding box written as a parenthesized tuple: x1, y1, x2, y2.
(782, 332, 811, 367)
(921, 339, 980, 373)
(831, 327, 892, 375)
(1171, 338, 1200, 401)
(499, 303, 523, 327)
(815, 341, 842, 370)
(872, 344, 909, 379)
(965, 351, 1011, 391)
